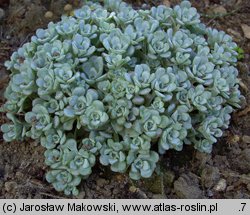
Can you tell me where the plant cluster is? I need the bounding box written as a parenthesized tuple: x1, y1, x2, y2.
(1, 0, 243, 195)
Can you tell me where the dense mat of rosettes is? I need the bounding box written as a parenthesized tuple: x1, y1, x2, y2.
(1, 0, 243, 195)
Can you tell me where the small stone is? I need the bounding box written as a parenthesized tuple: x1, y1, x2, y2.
(129, 186, 138, 193)
(0, 181, 4, 190)
(241, 24, 250, 39)
(204, 0, 210, 7)
(114, 174, 127, 183)
(4, 181, 17, 193)
(0, 168, 4, 179)
(141, 4, 150, 10)
(201, 166, 220, 189)
(144, 175, 163, 194)
(30, 179, 44, 187)
(221, 0, 237, 6)
(174, 173, 203, 199)
(96, 178, 108, 188)
(239, 80, 248, 93)
(213, 179, 227, 192)
(129, 186, 148, 198)
(0, 70, 9, 99)
(226, 185, 235, 192)
(212, 6, 227, 15)
(44, 11, 53, 19)
(195, 152, 212, 169)
(241, 149, 250, 163)
(238, 106, 250, 117)
(163, 170, 175, 187)
(103, 189, 112, 197)
(247, 184, 250, 192)
(0, 8, 5, 20)
(152, 194, 166, 199)
(23, 0, 32, 4)
(242, 135, 250, 144)
(0, 70, 8, 88)
(64, 4, 73, 12)
(15, 172, 24, 181)
(227, 28, 242, 42)
(77, 191, 86, 199)
(72, 0, 81, 7)
(233, 149, 250, 173)
(207, 190, 213, 197)
(232, 135, 241, 143)
(163, 0, 171, 7)
(112, 188, 120, 195)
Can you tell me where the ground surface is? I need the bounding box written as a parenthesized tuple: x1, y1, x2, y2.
(0, 0, 250, 199)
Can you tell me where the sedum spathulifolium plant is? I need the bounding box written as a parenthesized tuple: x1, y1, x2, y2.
(1, 0, 243, 195)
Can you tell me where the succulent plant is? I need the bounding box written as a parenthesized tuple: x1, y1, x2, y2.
(1, 113, 25, 142)
(100, 139, 127, 173)
(129, 151, 159, 180)
(159, 122, 187, 153)
(80, 100, 109, 130)
(1, 0, 243, 195)
(24, 104, 52, 139)
(41, 129, 66, 149)
(46, 169, 81, 196)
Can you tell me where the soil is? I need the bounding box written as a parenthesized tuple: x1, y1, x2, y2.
(0, 0, 250, 199)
